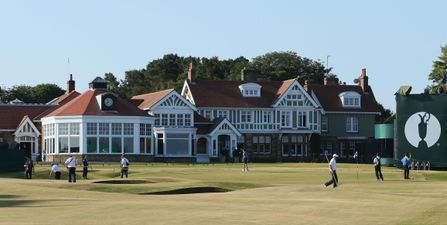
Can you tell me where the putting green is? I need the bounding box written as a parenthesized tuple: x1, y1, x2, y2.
(1, 163, 446, 225)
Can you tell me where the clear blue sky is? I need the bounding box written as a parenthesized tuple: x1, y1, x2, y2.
(0, 0, 446, 111)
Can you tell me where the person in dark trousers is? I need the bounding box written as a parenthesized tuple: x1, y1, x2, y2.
(401, 153, 410, 179)
(373, 153, 384, 181)
(120, 154, 129, 178)
(242, 149, 249, 172)
(24, 159, 34, 179)
(50, 163, 62, 180)
(82, 156, 89, 179)
(64, 155, 77, 183)
(324, 154, 338, 188)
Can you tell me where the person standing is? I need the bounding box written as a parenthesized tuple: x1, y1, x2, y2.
(24, 159, 34, 179)
(373, 153, 384, 181)
(242, 149, 249, 172)
(120, 154, 129, 178)
(82, 156, 89, 179)
(65, 155, 77, 183)
(324, 154, 339, 188)
(401, 153, 410, 179)
(50, 163, 62, 180)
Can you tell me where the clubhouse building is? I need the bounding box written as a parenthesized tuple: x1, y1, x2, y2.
(0, 67, 380, 162)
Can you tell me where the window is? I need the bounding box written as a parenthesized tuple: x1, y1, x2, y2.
(282, 135, 305, 156)
(154, 114, 160, 126)
(346, 116, 359, 132)
(58, 123, 68, 135)
(339, 92, 361, 108)
(87, 123, 97, 135)
(99, 123, 109, 135)
(285, 94, 303, 107)
(165, 133, 189, 155)
(87, 137, 97, 153)
(99, 137, 109, 153)
(340, 141, 357, 158)
(112, 123, 122, 135)
(123, 123, 133, 135)
(177, 114, 184, 126)
(59, 137, 69, 153)
(253, 135, 271, 154)
(69, 137, 80, 153)
(298, 112, 307, 128)
(111, 137, 122, 153)
(241, 111, 252, 123)
(169, 114, 176, 126)
(280, 111, 291, 127)
(263, 111, 272, 123)
(239, 83, 262, 97)
(161, 114, 168, 126)
(185, 114, 191, 127)
(217, 110, 228, 118)
(123, 137, 134, 153)
(70, 124, 79, 135)
(321, 116, 328, 132)
(204, 110, 212, 119)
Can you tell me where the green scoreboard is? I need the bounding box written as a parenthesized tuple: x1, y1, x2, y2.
(395, 93, 447, 167)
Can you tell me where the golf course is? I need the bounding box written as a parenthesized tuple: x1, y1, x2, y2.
(1, 163, 446, 225)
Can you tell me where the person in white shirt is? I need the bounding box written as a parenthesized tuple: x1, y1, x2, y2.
(373, 153, 384, 181)
(120, 154, 129, 178)
(324, 154, 339, 188)
(49, 163, 62, 180)
(64, 155, 77, 183)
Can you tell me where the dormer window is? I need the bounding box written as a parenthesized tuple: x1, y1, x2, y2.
(339, 91, 361, 108)
(239, 83, 261, 97)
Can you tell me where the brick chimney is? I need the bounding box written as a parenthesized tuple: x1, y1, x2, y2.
(188, 62, 196, 84)
(240, 68, 258, 81)
(359, 68, 368, 91)
(67, 74, 75, 94)
(324, 77, 339, 85)
(304, 80, 313, 91)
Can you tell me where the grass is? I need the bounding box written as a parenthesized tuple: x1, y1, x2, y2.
(1, 163, 447, 225)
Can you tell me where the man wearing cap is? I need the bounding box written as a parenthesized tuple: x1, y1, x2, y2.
(324, 154, 339, 188)
(50, 163, 62, 180)
(64, 155, 77, 183)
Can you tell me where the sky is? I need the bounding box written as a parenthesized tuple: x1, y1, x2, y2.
(0, 0, 446, 111)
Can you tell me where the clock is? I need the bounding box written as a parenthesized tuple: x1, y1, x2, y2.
(104, 97, 114, 107)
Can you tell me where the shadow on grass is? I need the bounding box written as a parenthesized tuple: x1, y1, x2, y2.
(140, 187, 230, 195)
(94, 180, 152, 184)
(0, 195, 42, 208)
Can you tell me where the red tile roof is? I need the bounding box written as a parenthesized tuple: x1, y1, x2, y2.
(0, 105, 51, 130)
(34, 91, 82, 120)
(186, 80, 290, 108)
(307, 84, 380, 113)
(131, 89, 174, 110)
(44, 89, 149, 117)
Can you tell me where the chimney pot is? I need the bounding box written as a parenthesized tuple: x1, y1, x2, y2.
(67, 74, 75, 94)
(188, 62, 196, 84)
(359, 68, 369, 91)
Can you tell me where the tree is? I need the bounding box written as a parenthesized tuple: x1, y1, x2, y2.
(33, 84, 65, 103)
(249, 51, 331, 83)
(104, 73, 121, 95)
(120, 69, 150, 99)
(427, 46, 447, 94)
(375, 103, 394, 124)
(6, 85, 34, 103)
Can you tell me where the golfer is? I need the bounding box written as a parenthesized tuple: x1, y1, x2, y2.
(50, 163, 62, 180)
(24, 159, 34, 179)
(324, 154, 338, 188)
(82, 156, 89, 179)
(120, 154, 129, 178)
(401, 153, 410, 179)
(242, 149, 249, 172)
(65, 155, 77, 183)
(373, 153, 384, 181)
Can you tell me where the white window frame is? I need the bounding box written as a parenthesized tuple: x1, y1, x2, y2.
(321, 116, 328, 132)
(280, 111, 291, 128)
(240, 111, 253, 124)
(346, 116, 359, 133)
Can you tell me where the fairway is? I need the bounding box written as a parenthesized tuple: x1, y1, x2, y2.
(1, 163, 447, 225)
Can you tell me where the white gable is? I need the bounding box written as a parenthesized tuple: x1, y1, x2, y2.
(273, 80, 319, 108)
(14, 116, 40, 137)
(181, 81, 196, 105)
(209, 119, 241, 137)
(151, 91, 197, 112)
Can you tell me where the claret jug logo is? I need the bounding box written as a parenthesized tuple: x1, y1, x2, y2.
(404, 112, 441, 149)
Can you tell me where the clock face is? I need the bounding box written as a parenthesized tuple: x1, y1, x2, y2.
(104, 97, 114, 107)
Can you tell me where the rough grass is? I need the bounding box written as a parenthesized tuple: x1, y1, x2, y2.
(1, 163, 447, 225)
